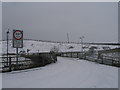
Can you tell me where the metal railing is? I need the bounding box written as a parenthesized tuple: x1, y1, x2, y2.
(0, 52, 58, 72)
(60, 52, 120, 67)
(0, 56, 34, 72)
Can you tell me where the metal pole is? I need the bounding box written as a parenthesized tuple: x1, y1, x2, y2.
(80, 36, 84, 59)
(7, 29, 9, 66)
(16, 48, 18, 69)
(81, 38, 83, 52)
(67, 33, 69, 43)
(9, 56, 12, 72)
(80, 36, 84, 52)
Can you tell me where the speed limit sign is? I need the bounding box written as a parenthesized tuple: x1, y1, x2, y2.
(13, 30, 23, 48)
(13, 30, 23, 40)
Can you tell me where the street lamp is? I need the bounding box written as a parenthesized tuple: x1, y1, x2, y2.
(7, 29, 9, 66)
(67, 33, 69, 43)
(80, 36, 84, 52)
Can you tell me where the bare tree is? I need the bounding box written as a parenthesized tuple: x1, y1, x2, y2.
(50, 46, 59, 53)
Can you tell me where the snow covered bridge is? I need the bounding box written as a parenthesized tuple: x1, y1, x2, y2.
(2, 57, 118, 88)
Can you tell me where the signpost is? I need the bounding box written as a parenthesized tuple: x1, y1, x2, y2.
(13, 30, 23, 48)
(13, 30, 23, 68)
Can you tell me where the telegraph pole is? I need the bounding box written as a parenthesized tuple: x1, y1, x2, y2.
(6, 29, 9, 66)
(67, 33, 69, 43)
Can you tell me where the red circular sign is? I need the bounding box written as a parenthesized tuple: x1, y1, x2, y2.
(13, 30, 23, 40)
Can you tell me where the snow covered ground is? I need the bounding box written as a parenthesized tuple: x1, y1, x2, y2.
(1, 40, 82, 53)
(1, 40, 118, 54)
(2, 57, 118, 88)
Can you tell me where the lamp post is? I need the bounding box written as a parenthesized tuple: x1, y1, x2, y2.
(67, 33, 69, 43)
(80, 36, 84, 53)
(7, 29, 9, 66)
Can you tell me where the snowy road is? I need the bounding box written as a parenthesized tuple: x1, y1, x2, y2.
(2, 57, 118, 88)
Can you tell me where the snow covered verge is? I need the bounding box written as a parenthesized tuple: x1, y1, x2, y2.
(1, 40, 118, 54)
(2, 57, 118, 88)
(1, 40, 81, 53)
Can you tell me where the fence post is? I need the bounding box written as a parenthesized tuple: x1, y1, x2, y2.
(71, 52, 72, 57)
(77, 53, 78, 58)
(9, 57, 12, 72)
(112, 59, 114, 66)
(101, 55, 103, 64)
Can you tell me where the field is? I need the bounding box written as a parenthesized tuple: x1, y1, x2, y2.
(1, 40, 118, 54)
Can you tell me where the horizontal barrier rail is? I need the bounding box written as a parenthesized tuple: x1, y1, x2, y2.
(60, 52, 120, 67)
(0, 52, 57, 72)
(0, 56, 34, 72)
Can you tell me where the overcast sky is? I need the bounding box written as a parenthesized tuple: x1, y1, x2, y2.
(2, 2, 118, 43)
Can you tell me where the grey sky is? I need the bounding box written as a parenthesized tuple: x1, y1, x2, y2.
(2, 2, 118, 42)
(0, 2, 1, 40)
